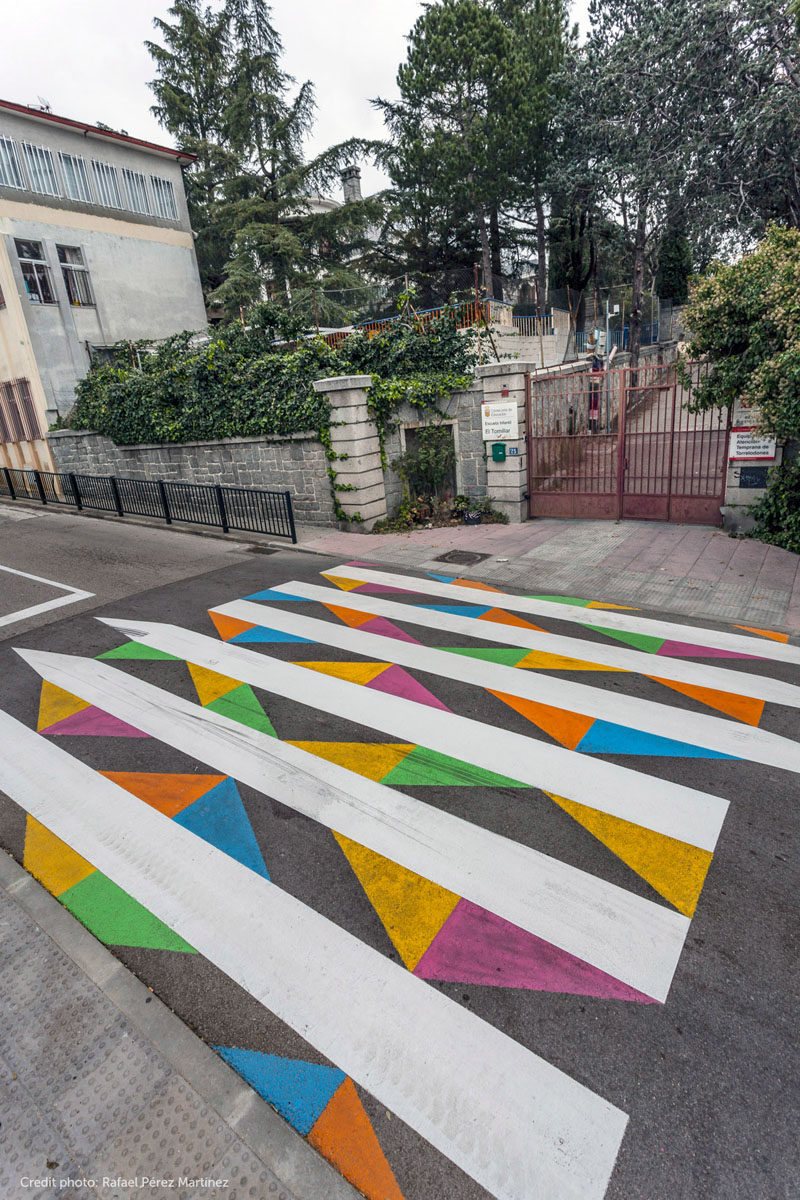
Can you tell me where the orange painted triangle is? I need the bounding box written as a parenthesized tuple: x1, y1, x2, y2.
(545, 792, 714, 917)
(322, 602, 376, 627)
(208, 610, 255, 641)
(452, 577, 502, 591)
(733, 624, 790, 643)
(308, 1077, 406, 1200)
(647, 676, 765, 726)
(489, 690, 594, 750)
(478, 607, 546, 631)
(99, 771, 226, 818)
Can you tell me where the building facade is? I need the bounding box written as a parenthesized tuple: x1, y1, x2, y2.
(0, 100, 207, 470)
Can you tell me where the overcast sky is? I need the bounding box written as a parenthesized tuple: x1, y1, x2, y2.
(1, 0, 589, 198)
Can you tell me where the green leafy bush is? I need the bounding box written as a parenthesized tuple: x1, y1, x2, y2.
(749, 458, 800, 554)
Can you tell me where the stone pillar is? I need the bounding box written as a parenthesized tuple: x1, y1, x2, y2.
(312, 374, 388, 531)
(475, 361, 539, 523)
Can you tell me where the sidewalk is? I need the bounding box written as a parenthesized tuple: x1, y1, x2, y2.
(0, 851, 357, 1200)
(296, 519, 800, 634)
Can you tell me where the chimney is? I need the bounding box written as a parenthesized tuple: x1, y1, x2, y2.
(340, 165, 362, 204)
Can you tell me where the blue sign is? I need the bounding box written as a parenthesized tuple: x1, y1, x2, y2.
(508, 446, 520, 456)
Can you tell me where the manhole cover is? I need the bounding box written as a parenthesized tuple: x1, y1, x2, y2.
(433, 550, 491, 565)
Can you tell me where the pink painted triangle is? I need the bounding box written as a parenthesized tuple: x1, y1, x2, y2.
(359, 616, 420, 644)
(657, 639, 764, 661)
(365, 664, 450, 710)
(413, 898, 657, 1003)
(40, 705, 150, 738)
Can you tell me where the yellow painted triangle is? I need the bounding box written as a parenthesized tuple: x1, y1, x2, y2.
(187, 662, 241, 706)
(733, 624, 790, 643)
(294, 661, 391, 686)
(24, 815, 95, 896)
(586, 601, 638, 610)
(545, 792, 712, 917)
(287, 742, 415, 782)
(517, 649, 626, 672)
(321, 573, 364, 592)
(37, 682, 90, 731)
(334, 834, 460, 969)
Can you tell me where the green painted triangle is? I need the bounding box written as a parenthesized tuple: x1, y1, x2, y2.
(586, 625, 665, 653)
(97, 641, 180, 661)
(439, 646, 531, 666)
(382, 745, 527, 788)
(60, 871, 195, 952)
(206, 684, 277, 737)
(527, 595, 591, 607)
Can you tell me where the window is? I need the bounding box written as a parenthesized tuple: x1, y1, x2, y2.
(15, 239, 56, 304)
(21, 143, 59, 196)
(0, 379, 41, 441)
(59, 152, 92, 203)
(122, 168, 150, 214)
(91, 160, 122, 207)
(57, 246, 94, 307)
(150, 174, 178, 220)
(0, 135, 24, 188)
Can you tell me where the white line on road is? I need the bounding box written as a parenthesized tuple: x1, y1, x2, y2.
(320, 566, 800, 666)
(0, 564, 94, 629)
(0, 705, 629, 1200)
(93, 619, 729, 852)
(16, 647, 689, 1000)
(209, 599, 800, 773)
(276, 580, 800, 710)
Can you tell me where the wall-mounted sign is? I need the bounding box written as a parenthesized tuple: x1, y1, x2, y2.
(734, 405, 762, 428)
(508, 445, 520, 456)
(738, 465, 769, 489)
(729, 428, 777, 461)
(482, 402, 519, 442)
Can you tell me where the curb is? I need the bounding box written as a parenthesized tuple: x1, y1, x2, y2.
(0, 850, 360, 1200)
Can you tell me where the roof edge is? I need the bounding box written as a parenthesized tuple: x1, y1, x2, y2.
(0, 100, 197, 163)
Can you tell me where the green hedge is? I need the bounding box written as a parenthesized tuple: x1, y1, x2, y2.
(68, 301, 475, 447)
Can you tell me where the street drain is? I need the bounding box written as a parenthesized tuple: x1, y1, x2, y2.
(433, 550, 492, 565)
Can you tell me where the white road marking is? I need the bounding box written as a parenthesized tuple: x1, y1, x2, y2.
(321, 566, 800, 666)
(0, 564, 94, 628)
(0, 706, 629, 1200)
(16, 648, 689, 1001)
(277, 580, 800, 710)
(93, 619, 729, 852)
(210, 599, 800, 773)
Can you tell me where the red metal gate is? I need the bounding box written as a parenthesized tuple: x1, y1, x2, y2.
(525, 363, 730, 524)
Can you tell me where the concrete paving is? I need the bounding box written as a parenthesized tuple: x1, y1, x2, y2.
(297, 519, 800, 633)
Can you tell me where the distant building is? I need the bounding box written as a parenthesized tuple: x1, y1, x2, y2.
(0, 99, 207, 470)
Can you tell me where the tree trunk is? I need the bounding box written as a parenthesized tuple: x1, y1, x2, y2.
(629, 200, 648, 367)
(533, 184, 547, 317)
(477, 206, 493, 302)
(490, 207, 503, 300)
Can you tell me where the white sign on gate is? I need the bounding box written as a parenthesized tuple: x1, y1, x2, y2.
(482, 402, 519, 442)
(728, 428, 777, 461)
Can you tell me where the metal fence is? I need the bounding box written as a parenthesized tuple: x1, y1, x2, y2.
(0, 467, 297, 542)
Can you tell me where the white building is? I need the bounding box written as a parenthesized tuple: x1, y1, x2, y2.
(0, 99, 207, 471)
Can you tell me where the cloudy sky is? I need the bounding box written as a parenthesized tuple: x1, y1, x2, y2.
(1, 0, 588, 197)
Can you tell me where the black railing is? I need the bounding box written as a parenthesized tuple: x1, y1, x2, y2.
(0, 466, 297, 542)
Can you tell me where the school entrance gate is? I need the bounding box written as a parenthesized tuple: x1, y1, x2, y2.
(525, 362, 731, 524)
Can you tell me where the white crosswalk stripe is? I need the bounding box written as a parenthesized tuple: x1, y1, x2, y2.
(321, 565, 800, 665)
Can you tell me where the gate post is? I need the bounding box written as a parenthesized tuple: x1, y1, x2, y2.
(475, 361, 538, 523)
(616, 369, 627, 520)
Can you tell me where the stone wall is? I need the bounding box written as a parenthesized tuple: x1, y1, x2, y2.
(47, 428, 336, 526)
(382, 385, 487, 515)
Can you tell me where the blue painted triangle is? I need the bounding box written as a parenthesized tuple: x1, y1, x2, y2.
(577, 720, 737, 759)
(419, 604, 491, 618)
(243, 588, 309, 603)
(426, 573, 458, 582)
(174, 778, 270, 877)
(230, 625, 310, 644)
(214, 1047, 345, 1136)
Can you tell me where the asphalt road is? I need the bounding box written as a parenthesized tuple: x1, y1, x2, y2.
(0, 505, 797, 1200)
